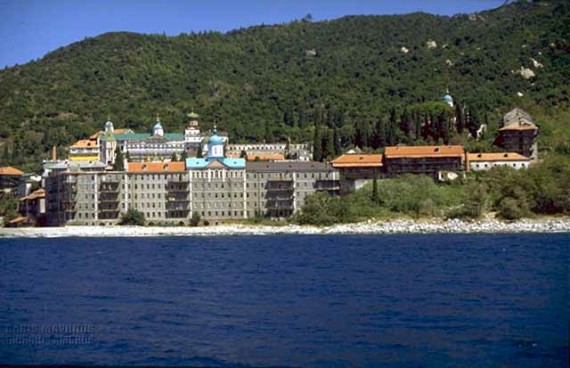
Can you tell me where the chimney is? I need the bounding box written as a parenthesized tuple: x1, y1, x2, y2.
(52, 146, 57, 161)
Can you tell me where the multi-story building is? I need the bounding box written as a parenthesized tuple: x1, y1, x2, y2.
(0, 166, 24, 193)
(186, 128, 247, 224)
(383, 145, 465, 180)
(331, 154, 383, 194)
(466, 152, 531, 172)
(245, 161, 340, 218)
(18, 188, 46, 225)
(496, 108, 538, 160)
(98, 113, 229, 166)
(69, 139, 100, 161)
(126, 161, 189, 225)
(226, 142, 312, 161)
(45, 127, 340, 226)
(45, 160, 107, 226)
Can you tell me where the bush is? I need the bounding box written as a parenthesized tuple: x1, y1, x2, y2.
(119, 209, 145, 226)
(497, 197, 528, 220)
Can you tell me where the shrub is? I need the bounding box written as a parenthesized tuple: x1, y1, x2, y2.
(119, 209, 145, 226)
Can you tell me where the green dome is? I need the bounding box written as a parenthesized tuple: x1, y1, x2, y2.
(187, 111, 200, 119)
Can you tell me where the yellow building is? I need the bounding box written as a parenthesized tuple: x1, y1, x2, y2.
(69, 139, 99, 161)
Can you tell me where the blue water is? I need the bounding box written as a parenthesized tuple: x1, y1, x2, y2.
(0, 234, 568, 367)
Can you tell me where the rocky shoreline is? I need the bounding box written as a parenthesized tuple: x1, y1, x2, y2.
(1, 218, 569, 238)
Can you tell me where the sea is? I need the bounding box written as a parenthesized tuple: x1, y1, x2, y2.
(0, 234, 568, 367)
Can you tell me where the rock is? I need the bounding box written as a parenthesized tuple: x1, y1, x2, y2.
(529, 57, 543, 68)
(401, 46, 409, 54)
(517, 91, 524, 97)
(426, 40, 437, 49)
(517, 67, 535, 80)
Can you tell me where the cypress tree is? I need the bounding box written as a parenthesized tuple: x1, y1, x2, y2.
(333, 125, 341, 156)
(113, 146, 124, 171)
(371, 178, 379, 203)
(313, 122, 322, 162)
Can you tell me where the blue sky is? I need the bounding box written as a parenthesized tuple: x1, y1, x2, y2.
(0, 0, 504, 68)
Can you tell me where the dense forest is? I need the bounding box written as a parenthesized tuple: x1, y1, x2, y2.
(0, 0, 568, 170)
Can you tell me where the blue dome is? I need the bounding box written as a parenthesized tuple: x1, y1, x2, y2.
(153, 122, 162, 129)
(209, 133, 224, 145)
(443, 94, 453, 103)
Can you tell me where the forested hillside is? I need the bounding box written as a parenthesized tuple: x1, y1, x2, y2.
(0, 0, 568, 170)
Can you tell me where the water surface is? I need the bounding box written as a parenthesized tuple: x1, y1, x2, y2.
(1, 234, 568, 367)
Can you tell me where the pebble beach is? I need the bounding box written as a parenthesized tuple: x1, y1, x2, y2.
(1, 218, 569, 238)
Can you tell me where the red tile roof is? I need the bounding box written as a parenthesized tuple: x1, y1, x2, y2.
(467, 152, 530, 162)
(384, 145, 464, 158)
(0, 166, 24, 176)
(127, 161, 186, 173)
(331, 154, 383, 168)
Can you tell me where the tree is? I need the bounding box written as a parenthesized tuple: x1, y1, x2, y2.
(113, 146, 124, 171)
(240, 150, 247, 159)
(180, 150, 188, 162)
(322, 128, 335, 160)
(197, 146, 204, 158)
(190, 211, 201, 226)
(333, 125, 341, 156)
(313, 123, 322, 161)
(119, 209, 145, 226)
(171, 152, 178, 162)
(371, 178, 379, 203)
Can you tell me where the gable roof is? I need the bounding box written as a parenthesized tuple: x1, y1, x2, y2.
(247, 153, 285, 161)
(127, 161, 186, 174)
(331, 154, 383, 168)
(70, 139, 98, 149)
(467, 152, 530, 162)
(20, 188, 46, 201)
(384, 145, 464, 158)
(0, 166, 24, 176)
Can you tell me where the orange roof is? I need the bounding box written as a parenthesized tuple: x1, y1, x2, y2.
(331, 154, 383, 168)
(90, 131, 104, 139)
(467, 152, 530, 162)
(0, 166, 24, 176)
(384, 145, 464, 158)
(70, 139, 98, 148)
(8, 216, 28, 224)
(247, 153, 285, 161)
(20, 188, 46, 201)
(115, 128, 133, 134)
(127, 161, 186, 174)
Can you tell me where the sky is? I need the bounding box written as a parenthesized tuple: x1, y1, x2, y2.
(0, 0, 505, 68)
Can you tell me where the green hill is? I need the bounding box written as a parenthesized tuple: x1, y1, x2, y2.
(0, 0, 568, 170)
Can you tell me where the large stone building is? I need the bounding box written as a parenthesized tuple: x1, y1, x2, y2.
(466, 152, 531, 172)
(383, 145, 465, 180)
(331, 154, 383, 194)
(45, 129, 340, 226)
(0, 166, 24, 193)
(226, 142, 312, 161)
(245, 161, 340, 218)
(98, 113, 228, 166)
(496, 108, 538, 160)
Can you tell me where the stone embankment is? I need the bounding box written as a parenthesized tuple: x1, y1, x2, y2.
(1, 218, 569, 238)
